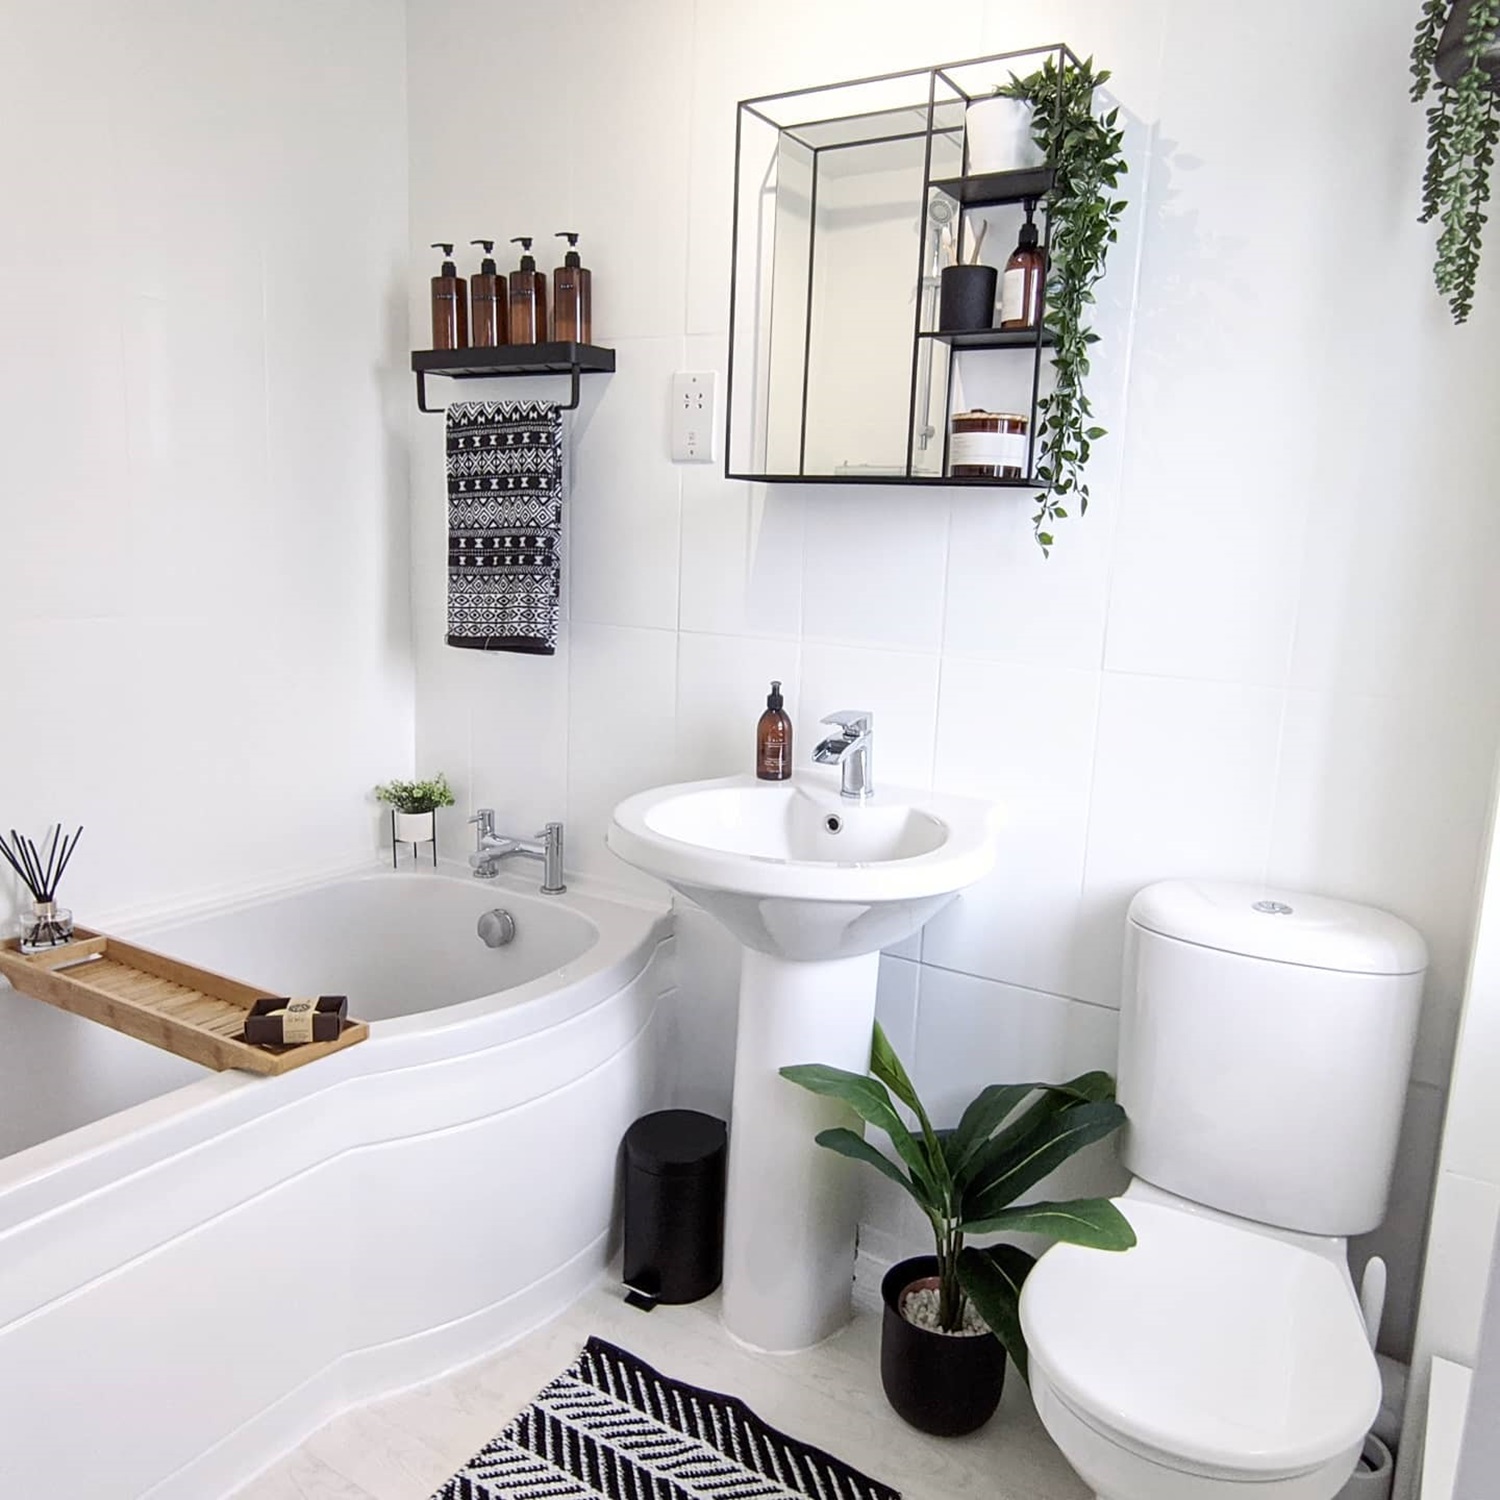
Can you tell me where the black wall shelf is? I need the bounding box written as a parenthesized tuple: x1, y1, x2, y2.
(929, 166, 1057, 209)
(411, 342, 615, 413)
(920, 328, 1055, 350)
(726, 472, 1038, 488)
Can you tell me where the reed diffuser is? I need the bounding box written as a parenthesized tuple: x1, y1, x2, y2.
(0, 825, 84, 952)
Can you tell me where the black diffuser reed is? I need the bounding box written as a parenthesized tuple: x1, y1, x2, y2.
(0, 825, 83, 949)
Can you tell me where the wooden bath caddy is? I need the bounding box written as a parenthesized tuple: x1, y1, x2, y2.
(0, 929, 368, 1075)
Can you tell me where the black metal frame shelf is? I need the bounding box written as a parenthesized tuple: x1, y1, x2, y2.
(411, 342, 615, 414)
(726, 472, 1040, 487)
(725, 44, 1085, 490)
(919, 328, 1054, 350)
(929, 166, 1057, 209)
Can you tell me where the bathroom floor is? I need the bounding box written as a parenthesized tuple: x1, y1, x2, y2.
(231, 1280, 1089, 1500)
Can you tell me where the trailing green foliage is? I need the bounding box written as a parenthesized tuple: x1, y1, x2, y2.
(780, 1023, 1134, 1381)
(373, 774, 456, 815)
(997, 57, 1127, 554)
(1412, 0, 1500, 322)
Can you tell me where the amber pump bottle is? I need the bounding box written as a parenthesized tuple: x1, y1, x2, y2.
(756, 680, 793, 781)
(552, 232, 592, 344)
(508, 237, 548, 345)
(469, 239, 507, 348)
(999, 200, 1046, 331)
(429, 243, 469, 350)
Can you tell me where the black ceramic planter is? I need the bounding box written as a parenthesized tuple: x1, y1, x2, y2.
(938, 265, 998, 333)
(880, 1256, 1006, 1436)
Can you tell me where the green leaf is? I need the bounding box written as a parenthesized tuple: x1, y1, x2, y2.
(945, 1083, 1041, 1177)
(958, 1244, 1036, 1383)
(960, 1197, 1137, 1251)
(813, 1127, 921, 1200)
(780, 1063, 937, 1197)
(870, 1021, 950, 1196)
(964, 1098, 1127, 1217)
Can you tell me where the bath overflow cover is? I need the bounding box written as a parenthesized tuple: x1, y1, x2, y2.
(1252, 900, 1294, 916)
(478, 909, 517, 947)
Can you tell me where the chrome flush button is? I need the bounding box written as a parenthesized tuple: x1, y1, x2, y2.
(1252, 900, 1294, 916)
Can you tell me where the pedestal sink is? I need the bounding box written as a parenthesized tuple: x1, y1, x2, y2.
(608, 770, 999, 1352)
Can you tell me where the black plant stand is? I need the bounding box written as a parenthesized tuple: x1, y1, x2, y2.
(391, 812, 438, 868)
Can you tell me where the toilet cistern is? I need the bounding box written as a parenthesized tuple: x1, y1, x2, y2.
(812, 710, 874, 799)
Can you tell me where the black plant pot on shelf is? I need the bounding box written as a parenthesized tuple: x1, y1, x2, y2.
(880, 1256, 1006, 1436)
(938, 265, 999, 333)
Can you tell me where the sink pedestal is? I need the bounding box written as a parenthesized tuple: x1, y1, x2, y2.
(721, 947, 880, 1352)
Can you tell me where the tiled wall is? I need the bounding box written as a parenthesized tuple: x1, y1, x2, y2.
(406, 0, 1500, 1357)
(0, 1, 414, 930)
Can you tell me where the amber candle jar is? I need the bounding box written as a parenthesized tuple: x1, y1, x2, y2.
(949, 410, 1029, 479)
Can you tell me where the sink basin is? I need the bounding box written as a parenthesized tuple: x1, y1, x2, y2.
(608, 772, 999, 960)
(608, 769, 1000, 1355)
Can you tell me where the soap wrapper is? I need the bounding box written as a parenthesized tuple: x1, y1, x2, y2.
(243, 995, 348, 1046)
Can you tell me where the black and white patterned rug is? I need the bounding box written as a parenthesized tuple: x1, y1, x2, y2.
(430, 1337, 900, 1500)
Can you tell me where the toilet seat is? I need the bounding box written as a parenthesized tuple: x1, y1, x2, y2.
(1019, 1196, 1380, 1482)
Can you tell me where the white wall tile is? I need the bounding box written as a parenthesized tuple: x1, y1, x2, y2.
(567, 336, 684, 632)
(566, 623, 678, 891)
(922, 659, 1100, 997)
(1077, 672, 1284, 1006)
(664, 902, 741, 1120)
(1269, 687, 1498, 1089)
(796, 645, 941, 789)
(800, 489, 950, 654)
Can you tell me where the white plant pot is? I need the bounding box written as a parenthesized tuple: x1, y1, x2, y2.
(393, 810, 436, 845)
(964, 96, 1045, 175)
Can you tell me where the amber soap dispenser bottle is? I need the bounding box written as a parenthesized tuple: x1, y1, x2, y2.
(756, 680, 792, 781)
(999, 199, 1046, 331)
(508, 237, 548, 345)
(552, 232, 592, 343)
(429, 242, 469, 350)
(469, 239, 507, 348)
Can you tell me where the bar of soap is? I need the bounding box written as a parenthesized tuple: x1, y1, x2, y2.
(243, 995, 349, 1046)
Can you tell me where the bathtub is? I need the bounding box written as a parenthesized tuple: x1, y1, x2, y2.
(0, 864, 673, 1500)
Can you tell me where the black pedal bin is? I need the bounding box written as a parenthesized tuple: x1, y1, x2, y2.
(622, 1110, 727, 1306)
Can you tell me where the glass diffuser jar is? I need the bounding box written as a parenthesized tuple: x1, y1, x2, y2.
(19, 900, 74, 953)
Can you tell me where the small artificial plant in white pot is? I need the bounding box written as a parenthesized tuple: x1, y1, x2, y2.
(963, 90, 1047, 175)
(374, 774, 455, 848)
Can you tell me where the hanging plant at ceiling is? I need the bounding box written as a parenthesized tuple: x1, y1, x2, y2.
(1411, 0, 1500, 322)
(996, 57, 1127, 555)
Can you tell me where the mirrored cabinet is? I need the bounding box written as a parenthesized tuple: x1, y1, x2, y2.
(725, 47, 1085, 487)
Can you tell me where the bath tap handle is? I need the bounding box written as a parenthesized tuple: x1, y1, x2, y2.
(469, 808, 496, 842)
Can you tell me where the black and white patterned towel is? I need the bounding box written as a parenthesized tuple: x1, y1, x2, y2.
(446, 399, 562, 655)
(430, 1336, 901, 1500)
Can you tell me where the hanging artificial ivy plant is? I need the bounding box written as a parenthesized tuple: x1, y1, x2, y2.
(996, 57, 1127, 554)
(1411, 0, 1500, 322)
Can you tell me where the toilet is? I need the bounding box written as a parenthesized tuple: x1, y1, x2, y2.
(1020, 880, 1427, 1500)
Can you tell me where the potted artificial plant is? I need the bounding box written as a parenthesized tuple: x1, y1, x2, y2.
(963, 92, 1046, 175)
(374, 774, 455, 850)
(782, 1023, 1134, 1437)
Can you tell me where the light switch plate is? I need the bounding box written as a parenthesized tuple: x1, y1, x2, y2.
(671, 371, 716, 462)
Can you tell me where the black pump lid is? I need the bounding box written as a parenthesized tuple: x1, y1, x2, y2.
(1018, 199, 1040, 250)
(430, 242, 458, 277)
(555, 230, 582, 268)
(766, 679, 784, 711)
(470, 238, 498, 274)
(511, 236, 537, 272)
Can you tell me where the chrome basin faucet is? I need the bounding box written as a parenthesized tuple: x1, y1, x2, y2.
(469, 809, 566, 894)
(813, 711, 874, 800)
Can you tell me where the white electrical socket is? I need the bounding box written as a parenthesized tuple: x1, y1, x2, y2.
(671, 371, 716, 462)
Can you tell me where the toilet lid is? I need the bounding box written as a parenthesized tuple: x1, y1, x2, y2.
(1018, 1198, 1380, 1478)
